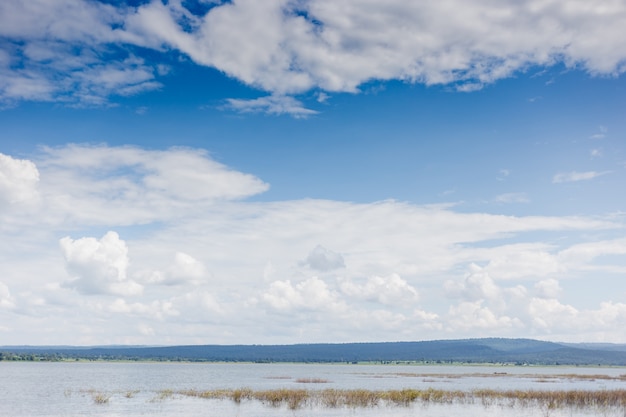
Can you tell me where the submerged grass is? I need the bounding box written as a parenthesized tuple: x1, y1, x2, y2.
(295, 377, 330, 383)
(174, 387, 626, 411)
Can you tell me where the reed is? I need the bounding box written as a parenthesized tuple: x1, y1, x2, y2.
(174, 387, 626, 411)
(254, 388, 309, 409)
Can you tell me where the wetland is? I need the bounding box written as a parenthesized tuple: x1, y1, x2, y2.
(2, 361, 626, 416)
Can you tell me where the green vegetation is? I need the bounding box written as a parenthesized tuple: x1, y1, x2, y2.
(2, 338, 626, 365)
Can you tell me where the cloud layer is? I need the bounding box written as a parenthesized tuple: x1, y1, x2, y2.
(1, 144, 625, 344)
(2, 0, 626, 111)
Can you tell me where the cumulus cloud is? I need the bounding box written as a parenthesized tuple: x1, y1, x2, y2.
(526, 299, 626, 338)
(139, 252, 208, 286)
(261, 277, 344, 312)
(480, 243, 563, 280)
(339, 274, 419, 306)
(171, 290, 225, 317)
(0, 153, 39, 205)
(302, 245, 345, 272)
(108, 298, 179, 320)
(3, 0, 626, 112)
(552, 170, 611, 183)
(444, 264, 500, 301)
(169, 252, 207, 282)
(534, 278, 562, 299)
(60, 231, 142, 296)
(447, 301, 523, 332)
(2, 144, 626, 343)
(528, 297, 579, 331)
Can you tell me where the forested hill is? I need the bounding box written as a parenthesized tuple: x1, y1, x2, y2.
(2, 338, 626, 365)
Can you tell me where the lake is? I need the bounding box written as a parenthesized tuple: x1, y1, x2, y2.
(1, 361, 625, 416)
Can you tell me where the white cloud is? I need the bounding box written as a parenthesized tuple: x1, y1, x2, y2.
(302, 245, 345, 272)
(2, 144, 626, 344)
(260, 277, 344, 313)
(0, 0, 164, 106)
(223, 95, 318, 118)
(0, 153, 39, 205)
(0, 281, 15, 309)
(339, 274, 419, 306)
(534, 278, 562, 299)
(558, 238, 626, 268)
(494, 192, 529, 204)
(172, 290, 224, 317)
(137, 252, 208, 286)
(496, 169, 510, 181)
(589, 126, 608, 140)
(60, 231, 143, 296)
(447, 301, 523, 332)
(169, 252, 207, 282)
(552, 170, 611, 183)
(526, 299, 626, 339)
(444, 264, 500, 301)
(29, 144, 268, 226)
(125, 0, 626, 93)
(481, 244, 563, 280)
(3, 0, 626, 109)
(528, 297, 578, 331)
(108, 298, 179, 320)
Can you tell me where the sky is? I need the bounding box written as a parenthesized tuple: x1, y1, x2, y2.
(1, 0, 626, 346)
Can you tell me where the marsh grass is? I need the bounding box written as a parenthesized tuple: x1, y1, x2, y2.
(79, 388, 141, 404)
(124, 390, 139, 398)
(378, 372, 626, 382)
(174, 387, 626, 411)
(89, 391, 110, 405)
(295, 377, 330, 383)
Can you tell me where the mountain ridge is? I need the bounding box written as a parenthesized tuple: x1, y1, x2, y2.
(2, 338, 626, 365)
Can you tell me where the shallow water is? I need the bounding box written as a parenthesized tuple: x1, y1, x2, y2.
(1, 362, 625, 416)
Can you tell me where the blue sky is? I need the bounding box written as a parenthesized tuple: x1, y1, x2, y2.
(1, 0, 625, 345)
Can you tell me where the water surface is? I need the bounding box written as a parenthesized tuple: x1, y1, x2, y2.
(1, 362, 624, 416)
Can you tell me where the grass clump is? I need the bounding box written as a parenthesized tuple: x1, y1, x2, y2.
(295, 377, 330, 383)
(254, 388, 309, 409)
(91, 392, 110, 405)
(124, 390, 139, 398)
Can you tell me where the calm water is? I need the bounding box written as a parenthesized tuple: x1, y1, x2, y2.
(1, 361, 625, 416)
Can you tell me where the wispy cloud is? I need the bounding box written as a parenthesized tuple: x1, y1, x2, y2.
(223, 95, 318, 118)
(494, 192, 530, 204)
(496, 169, 510, 182)
(552, 171, 611, 184)
(589, 126, 608, 140)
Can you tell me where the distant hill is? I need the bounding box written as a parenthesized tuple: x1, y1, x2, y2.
(2, 338, 626, 365)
